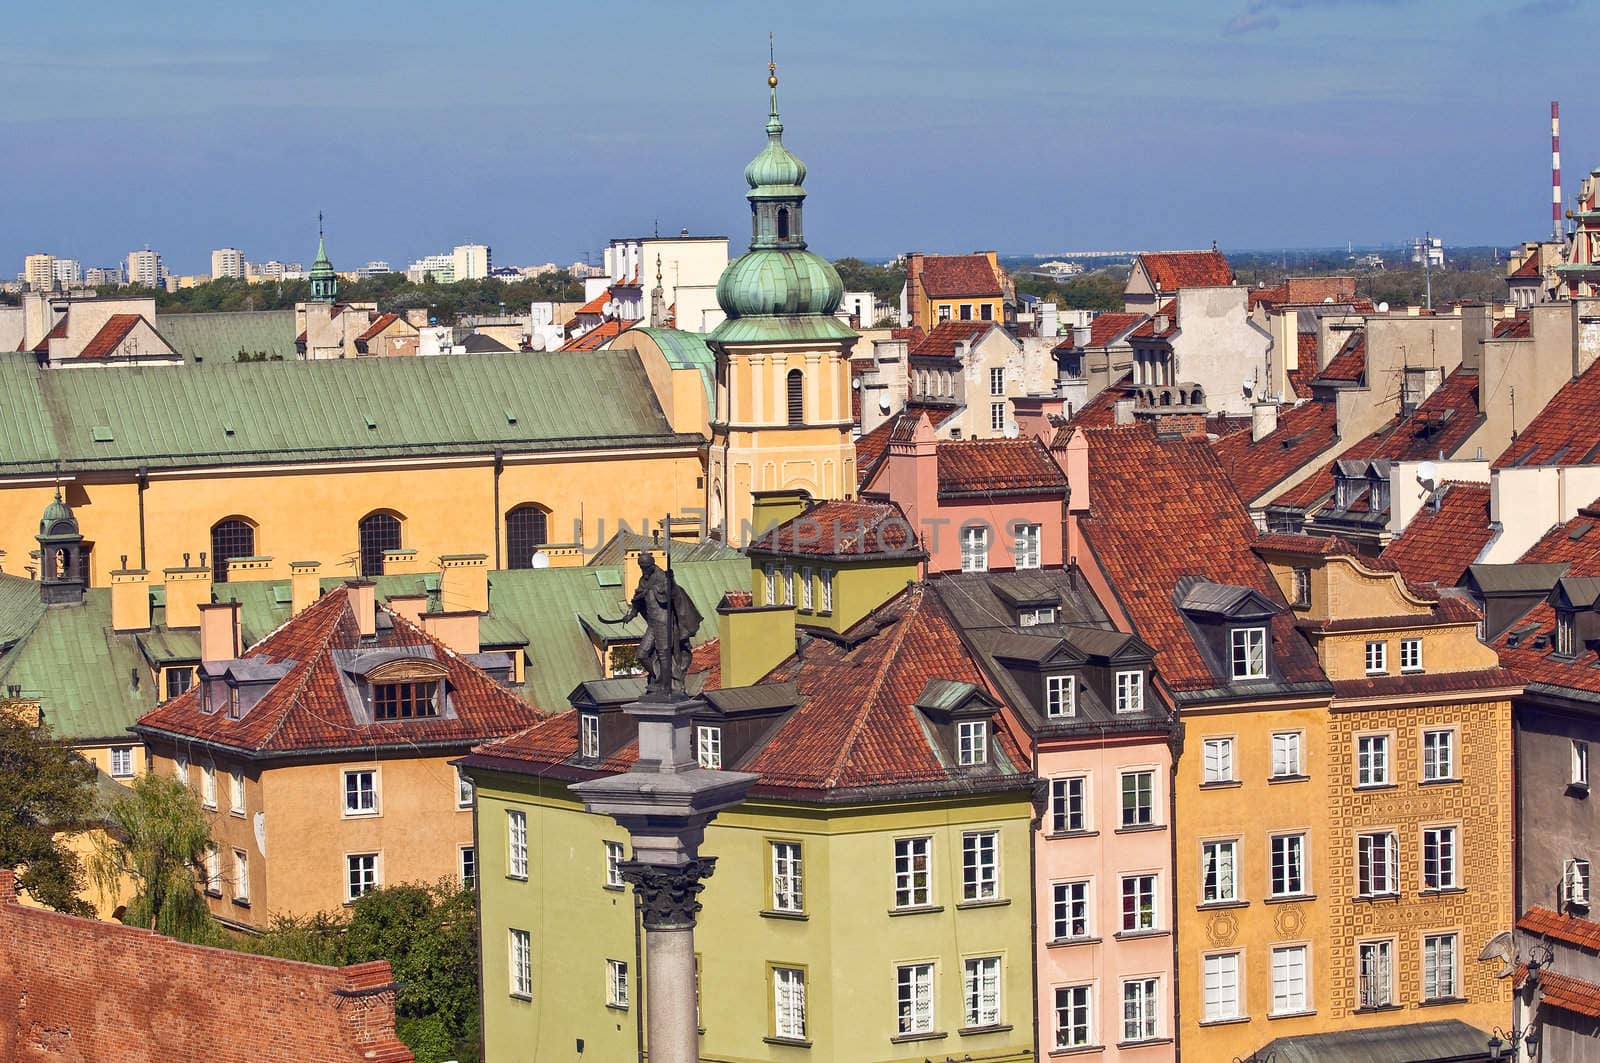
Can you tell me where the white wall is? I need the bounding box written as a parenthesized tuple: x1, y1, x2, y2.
(1387, 459, 1490, 537)
(1483, 464, 1600, 562)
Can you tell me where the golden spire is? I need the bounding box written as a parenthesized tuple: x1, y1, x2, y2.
(768, 32, 777, 88)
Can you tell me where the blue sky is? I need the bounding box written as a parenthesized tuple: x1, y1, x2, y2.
(1, 0, 1593, 272)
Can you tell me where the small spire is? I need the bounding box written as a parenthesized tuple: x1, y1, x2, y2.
(767, 32, 782, 135)
(655, 253, 663, 286)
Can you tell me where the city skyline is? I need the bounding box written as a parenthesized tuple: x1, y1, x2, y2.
(2, 1, 1594, 270)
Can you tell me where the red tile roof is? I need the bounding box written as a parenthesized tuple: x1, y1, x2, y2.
(855, 404, 962, 486)
(76, 314, 144, 359)
(1495, 356, 1600, 468)
(1288, 333, 1321, 398)
(1314, 330, 1366, 384)
(748, 498, 921, 558)
(0, 869, 412, 1062)
(32, 315, 68, 353)
(135, 586, 544, 755)
(1534, 969, 1600, 1018)
(1211, 399, 1341, 504)
(559, 318, 630, 351)
(1494, 314, 1532, 339)
(1079, 423, 1326, 694)
(473, 584, 1031, 797)
(355, 311, 401, 343)
(919, 254, 1004, 298)
(1136, 250, 1234, 291)
(937, 437, 1067, 497)
(891, 326, 925, 343)
(575, 291, 609, 316)
(1287, 276, 1357, 303)
(1330, 666, 1517, 700)
(1490, 501, 1600, 691)
(1510, 247, 1542, 279)
(1379, 482, 1492, 588)
(1519, 905, 1600, 951)
(1060, 373, 1135, 430)
(910, 320, 997, 358)
(1051, 312, 1146, 353)
(1248, 283, 1289, 310)
(1130, 300, 1178, 339)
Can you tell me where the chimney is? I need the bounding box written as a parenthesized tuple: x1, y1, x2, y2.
(388, 593, 429, 626)
(1113, 397, 1136, 425)
(347, 580, 377, 638)
(881, 413, 939, 536)
(439, 554, 490, 614)
(111, 566, 150, 632)
(163, 559, 213, 628)
(718, 595, 796, 689)
(1073, 324, 1091, 347)
(422, 611, 481, 655)
(290, 560, 321, 615)
(198, 601, 241, 664)
(1154, 312, 1170, 334)
(1460, 302, 1492, 371)
(1251, 400, 1279, 442)
(382, 549, 420, 576)
(904, 253, 925, 331)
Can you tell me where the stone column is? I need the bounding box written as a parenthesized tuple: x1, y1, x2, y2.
(621, 858, 716, 1063)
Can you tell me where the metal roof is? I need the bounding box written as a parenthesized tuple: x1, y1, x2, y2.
(1256, 1019, 1490, 1063)
(1466, 562, 1571, 595)
(0, 590, 155, 742)
(153, 310, 298, 363)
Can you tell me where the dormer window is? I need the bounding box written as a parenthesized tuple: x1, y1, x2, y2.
(1557, 609, 1577, 657)
(1045, 675, 1075, 718)
(1019, 605, 1056, 627)
(1292, 568, 1311, 609)
(1230, 627, 1268, 681)
(961, 526, 989, 573)
(580, 713, 600, 759)
(1336, 475, 1359, 509)
(1370, 477, 1390, 513)
(1115, 671, 1144, 714)
(373, 680, 439, 720)
(696, 725, 722, 769)
(957, 720, 989, 766)
(228, 686, 241, 720)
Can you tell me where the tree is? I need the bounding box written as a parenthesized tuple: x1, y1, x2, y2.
(90, 772, 217, 944)
(0, 713, 97, 915)
(832, 257, 905, 302)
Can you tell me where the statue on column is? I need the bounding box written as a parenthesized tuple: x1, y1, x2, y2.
(603, 552, 702, 699)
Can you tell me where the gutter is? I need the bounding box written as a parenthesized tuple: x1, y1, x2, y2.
(131, 726, 492, 762)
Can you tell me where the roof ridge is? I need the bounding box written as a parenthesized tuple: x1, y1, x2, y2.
(819, 586, 920, 788)
(252, 589, 354, 748)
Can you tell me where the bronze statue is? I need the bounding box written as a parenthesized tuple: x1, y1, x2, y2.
(602, 552, 702, 699)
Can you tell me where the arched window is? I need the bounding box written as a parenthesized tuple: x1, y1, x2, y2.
(210, 518, 256, 583)
(357, 511, 403, 578)
(777, 207, 790, 240)
(786, 369, 804, 425)
(505, 505, 550, 570)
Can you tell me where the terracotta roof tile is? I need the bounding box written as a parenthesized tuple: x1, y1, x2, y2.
(1535, 969, 1600, 1018)
(559, 318, 630, 351)
(1248, 283, 1289, 310)
(1079, 423, 1326, 693)
(855, 404, 962, 486)
(32, 315, 68, 353)
(136, 586, 543, 755)
(1494, 314, 1532, 339)
(1489, 502, 1600, 691)
(1330, 666, 1518, 700)
(77, 314, 144, 359)
(891, 326, 925, 343)
(1211, 399, 1341, 504)
(937, 437, 1067, 497)
(1379, 482, 1492, 588)
(576, 291, 609, 316)
(1130, 300, 1177, 339)
(1136, 250, 1234, 290)
(1510, 248, 1542, 279)
(1520, 905, 1600, 950)
(749, 498, 921, 558)
(1288, 333, 1321, 398)
(1495, 357, 1600, 468)
(1314, 330, 1367, 384)
(920, 254, 1004, 298)
(1059, 373, 1135, 431)
(1051, 312, 1146, 353)
(910, 320, 997, 358)
(355, 312, 401, 344)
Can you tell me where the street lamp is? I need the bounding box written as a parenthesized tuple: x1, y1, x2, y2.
(1488, 1025, 1541, 1062)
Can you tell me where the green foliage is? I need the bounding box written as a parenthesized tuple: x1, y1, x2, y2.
(237, 909, 349, 966)
(147, 272, 583, 324)
(90, 772, 217, 945)
(831, 257, 905, 302)
(1355, 268, 1507, 309)
(1013, 269, 1126, 312)
(0, 714, 97, 915)
(234, 349, 283, 363)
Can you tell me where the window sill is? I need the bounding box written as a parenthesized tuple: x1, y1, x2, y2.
(1047, 936, 1102, 949)
(1265, 893, 1315, 904)
(1353, 782, 1397, 792)
(1048, 1045, 1105, 1057)
(760, 909, 808, 921)
(605, 1003, 629, 1013)
(1045, 830, 1099, 841)
(1419, 886, 1466, 897)
(1418, 996, 1469, 1008)
(1418, 778, 1461, 787)
(762, 1036, 812, 1049)
(111, 773, 135, 781)
(956, 897, 1011, 910)
(889, 1030, 947, 1044)
(231, 898, 251, 909)
(202, 803, 218, 812)
(229, 809, 246, 818)
(1117, 1036, 1173, 1049)
(506, 874, 529, 882)
(204, 888, 222, 899)
(342, 811, 380, 819)
(1268, 1009, 1317, 1021)
(603, 884, 625, 893)
(961, 1023, 1013, 1037)
(1353, 892, 1401, 903)
(1567, 783, 1590, 799)
(1199, 780, 1242, 790)
(1353, 1004, 1402, 1015)
(1114, 928, 1169, 941)
(1197, 900, 1249, 911)
(1114, 823, 1165, 835)
(1268, 773, 1310, 785)
(888, 904, 944, 917)
(509, 992, 532, 1003)
(1401, 667, 1425, 675)
(1365, 671, 1389, 678)
(1198, 1015, 1250, 1028)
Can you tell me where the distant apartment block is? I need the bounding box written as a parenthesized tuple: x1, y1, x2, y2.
(211, 247, 246, 280)
(356, 260, 392, 279)
(453, 244, 492, 281)
(84, 266, 121, 287)
(52, 258, 81, 286)
(407, 253, 455, 284)
(125, 249, 163, 288)
(245, 260, 303, 282)
(23, 254, 55, 292)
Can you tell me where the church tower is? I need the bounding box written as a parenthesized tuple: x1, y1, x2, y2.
(706, 59, 857, 544)
(309, 216, 338, 304)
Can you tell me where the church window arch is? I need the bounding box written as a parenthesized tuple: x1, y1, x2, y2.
(210, 517, 257, 583)
(357, 511, 404, 578)
(787, 369, 804, 424)
(505, 504, 550, 570)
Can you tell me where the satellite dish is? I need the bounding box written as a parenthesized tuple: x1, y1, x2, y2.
(1478, 930, 1517, 979)
(527, 335, 547, 352)
(530, 550, 550, 569)
(1003, 422, 1020, 439)
(1378, 301, 1390, 313)
(1416, 460, 1438, 491)
(878, 395, 891, 413)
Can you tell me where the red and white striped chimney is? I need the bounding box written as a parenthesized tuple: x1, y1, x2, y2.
(1553, 100, 1563, 242)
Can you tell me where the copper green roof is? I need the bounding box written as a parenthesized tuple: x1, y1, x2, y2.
(0, 349, 703, 476)
(155, 310, 298, 363)
(625, 327, 717, 406)
(0, 573, 45, 652)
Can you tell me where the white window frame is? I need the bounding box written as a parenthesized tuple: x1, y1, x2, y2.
(232, 848, 249, 902)
(957, 720, 988, 766)
(1120, 769, 1155, 828)
(1046, 674, 1076, 718)
(459, 845, 476, 889)
(346, 852, 380, 901)
(1357, 939, 1394, 1009)
(781, 562, 794, 605)
(343, 768, 378, 817)
(1357, 831, 1398, 896)
(961, 525, 989, 573)
(1574, 740, 1590, 787)
(204, 845, 221, 895)
(1115, 670, 1144, 713)
(175, 755, 189, 785)
(1054, 984, 1092, 1049)
(1271, 945, 1309, 1015)
(772, 966, 806, 1040)
(1202, 839, 1239, 904)
(1230, 626, 1268, 680)
(1422, 825, 1458, 890)
(894, 836, 933, 909)
(1202, 951, 1241, 1022)
(1356, 733, 1391, 787)
(580, 713, 600, 759)
(201, 764, 217, 809)
(962, 830, 999, 902)
(1051, 775, 1087, 834)
(819, 569, 833, 613)
(896, 962, 935, 1035)
(771, 841, 804, 913)
(794, 566, 808, 611)
(607, 958, 630, 1009)
(1121, 874, 1158, 932)
(1202, 737, 1235, 784)
(1014, 523, 1041, 570)
(1053, 880, 1091, 940)
(1422, 729, 1455, 781)
(1271, 731, 1303, 778)
(764, 563, 777, 605)
(1122, 977, 1159, 1042)
(1400, 637, 1423, 673)
(604, 840, 625, 889)
(990, 366, 1005, 396)
(229, 769, 245, 814)
(110, 746, 134, 778)
(509, 928, 532, 999)
(965, 956, 1002, 1030)
(990, 401, 1006, 432)
(1270, 833, 1307, 897)
(696, 724, 722, 769)
(1567, 858, 1591, 907)
(456, 767, 475, 809)
(1365, 639, 1388, 675)
(1292, 566, 1311, 608)
(1422, 933, 1457, 1001)
(508, 809, 528, 879)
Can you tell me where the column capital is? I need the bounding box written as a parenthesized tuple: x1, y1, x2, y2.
(620, 857, 717, 930)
